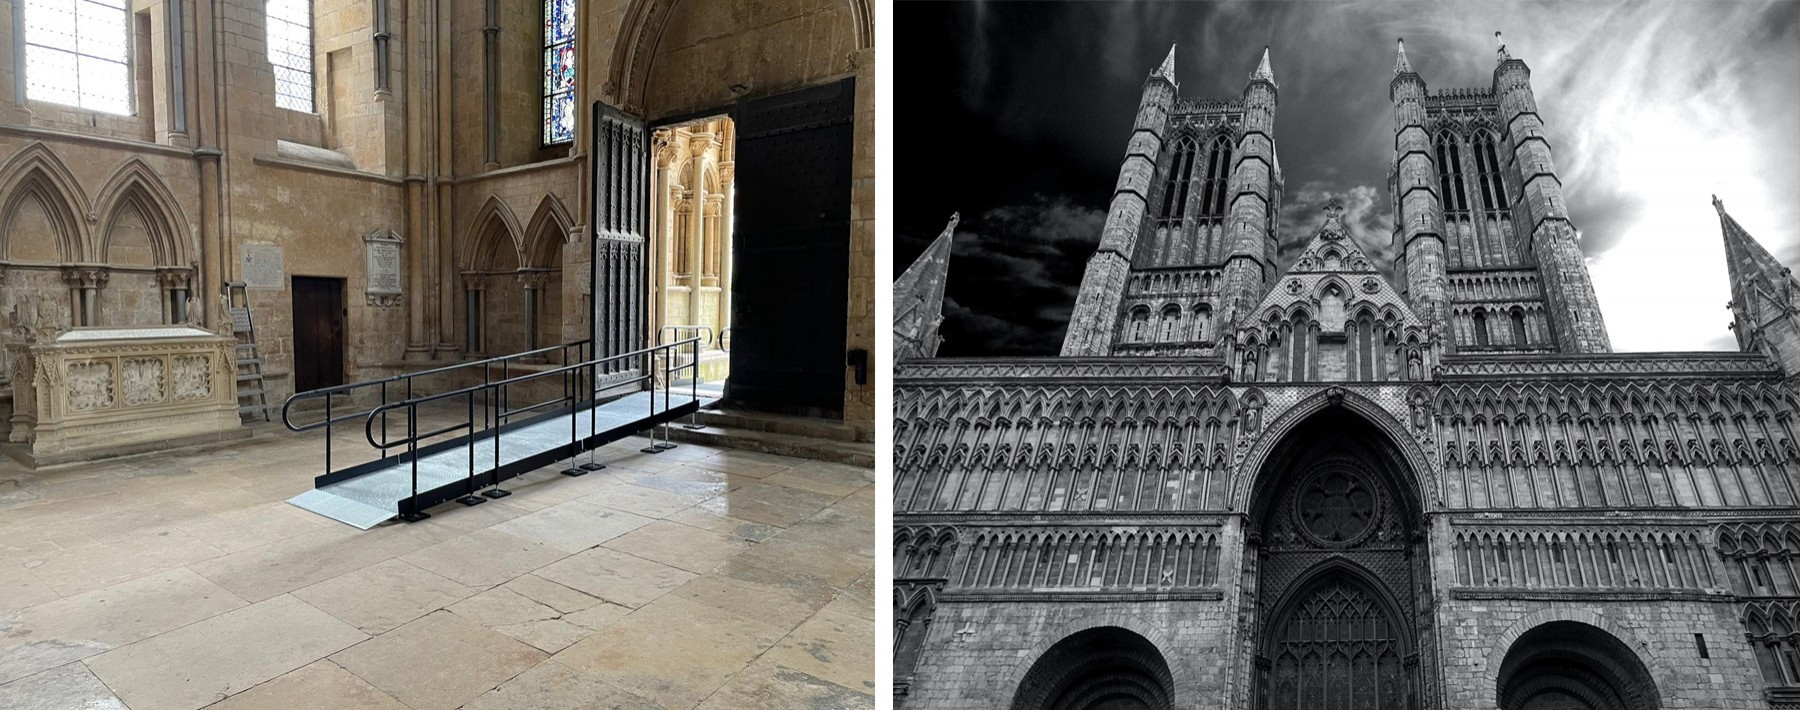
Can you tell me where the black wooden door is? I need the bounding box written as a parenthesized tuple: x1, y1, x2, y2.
(292, 276, 345, 393)
(589, 100, 649, 374)
(727, 79, 854, 418)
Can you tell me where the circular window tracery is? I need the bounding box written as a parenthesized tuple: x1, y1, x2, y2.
(1293, 465, 1381, 547)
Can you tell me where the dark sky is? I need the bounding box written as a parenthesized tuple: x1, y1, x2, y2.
(895, 1, 1800, 357)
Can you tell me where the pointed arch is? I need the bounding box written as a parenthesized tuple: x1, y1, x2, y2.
(521, 194, 574, 269)
(1236, 387, 1435, 513)
(93, 159, 190, 266)
(466, 196, 524, 271)
(0, 143, 90, 262)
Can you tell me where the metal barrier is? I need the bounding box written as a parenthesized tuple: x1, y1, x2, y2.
(282, 337, 702, 522)
(283, 340, 593, 476)
(659, 325, 714, 434)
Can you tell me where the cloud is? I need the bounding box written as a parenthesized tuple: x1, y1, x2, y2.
(898, 196, 1106, 356)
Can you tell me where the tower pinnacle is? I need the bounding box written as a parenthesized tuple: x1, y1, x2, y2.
(1495, 31, 1511, 63)
(1394, 37, 1413, 75)
(893, 214, 960, 361)
(1250, 46, 1275, 87)
(1152, 44, 1177, 83)
(1715, 195, 1800, 370)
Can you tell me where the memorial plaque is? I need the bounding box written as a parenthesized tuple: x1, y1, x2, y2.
(241, 244, 284, 289)
(364, 230, 404, 307)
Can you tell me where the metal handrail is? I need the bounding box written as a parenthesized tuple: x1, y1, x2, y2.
(659, 325, 714, 348)
(348, 336, 703, 521)
(362, 338, 696, 450)
(281, 339, 591, 432)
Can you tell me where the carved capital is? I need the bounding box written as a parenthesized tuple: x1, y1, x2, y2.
(516, 268, 552, 289)
(156, 267, 194, 289)
(62, 266, 108, 289)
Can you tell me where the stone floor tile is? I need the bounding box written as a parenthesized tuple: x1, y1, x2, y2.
(188, 524, 433, 603)
(534, 548, 697, 609)
(0, 519, 98, 567)
(716, 537, 871, 592)
(578, 480, 708, 519)
(24, 529, 223, 597)
(292, 558, 478, 634)
(601, 520, 754, 573)
(0, 568, 247, 684)
(502, 574, 606, 613)
(670, 573, 835, 633)
(757, 608, 874, 694)
(447, 587, 562, 628)
(0, 566, 55, 617)
(462, 660, 662, 710)
(693, 661, 874, 710)
(775, 505, 876, 556)
(491, 499, 656, 553)
(0, 662, 127, 710)
(554, 595, 788, 708)
(822, 572, 875, 621)
(176, 503, 329, 554)
(201, 660, 407, 710)
(85, 595, 367, 710)
(330, 611, 546, 710)
(684, 451, 794, 479)
(617, 464, 744, 499)
(760, 463, 873, 498)
(561, 603, 631, 632)
(399, 528, 569, 588)
(688, 480, 840, 528)
(664, 506, 785, 542)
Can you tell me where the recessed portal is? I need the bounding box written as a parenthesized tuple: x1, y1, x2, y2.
(1010, 626, 1174, 710)
(1497, 621, 1661, 710)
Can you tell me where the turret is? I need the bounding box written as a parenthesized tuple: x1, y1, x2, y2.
(1492, 32, 1611, 352)
(1062, 45, 1179, 356)
(1389, 38, 1448, 342)
(1219, 47, 1280, 325)
(1716, 196, 1800, 373)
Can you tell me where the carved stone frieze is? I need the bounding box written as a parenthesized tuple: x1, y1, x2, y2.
(66, 360, 114, 411)
(121, 357, 165, 406)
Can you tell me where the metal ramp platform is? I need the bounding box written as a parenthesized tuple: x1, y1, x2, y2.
(282, 338, 710, 529)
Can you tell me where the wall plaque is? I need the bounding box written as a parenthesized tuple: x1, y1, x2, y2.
(364, 230, 404, 307)
(241, 244, 284, 289)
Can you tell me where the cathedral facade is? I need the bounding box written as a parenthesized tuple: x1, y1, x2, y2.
(893, 39, 1800, 710)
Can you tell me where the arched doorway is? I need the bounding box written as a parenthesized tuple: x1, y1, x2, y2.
(1496, 621, 1661, 710)
(1246, 406, 1430, 709)
(1010, 627, 1174, 710)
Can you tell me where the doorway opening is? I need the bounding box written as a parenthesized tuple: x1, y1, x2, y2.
(291, 276, 346, 393)
(649, 116, 735, 400)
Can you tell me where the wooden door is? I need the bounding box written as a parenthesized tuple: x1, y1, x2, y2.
(292, 276, 345, 393)
(726, 79, 854, 418)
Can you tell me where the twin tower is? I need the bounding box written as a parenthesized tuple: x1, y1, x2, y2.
(1059, 37, 1614, 363)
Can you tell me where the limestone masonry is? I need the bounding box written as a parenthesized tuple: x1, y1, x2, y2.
(894, 37, 1800, 710)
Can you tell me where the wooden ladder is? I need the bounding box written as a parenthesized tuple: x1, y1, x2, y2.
(227, 282, 271, 422)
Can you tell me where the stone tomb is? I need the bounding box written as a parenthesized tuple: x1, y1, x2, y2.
(6, 325, 245, 466)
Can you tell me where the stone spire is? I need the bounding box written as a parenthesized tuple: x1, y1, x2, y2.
(1394, 37, 1413, 76)
(1714, 196, 1800, 371)
(1151, 44, 1177, 84)
(1249, 46, 1276, 87)
(894, 214, 958, 360)
(1495, 31, 1511, 63)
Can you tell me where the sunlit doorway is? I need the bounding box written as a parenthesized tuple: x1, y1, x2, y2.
(649, 116, 734, 399)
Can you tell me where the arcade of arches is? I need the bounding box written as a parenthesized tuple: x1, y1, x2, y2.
(0, 0, 876, 461)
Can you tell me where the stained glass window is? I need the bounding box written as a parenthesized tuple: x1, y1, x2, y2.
(23, 0, 131, 115)
(542, 0, 577, 144)
(267, 0, 314, 112)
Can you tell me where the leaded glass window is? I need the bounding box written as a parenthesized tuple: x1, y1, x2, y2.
(267, 0, 313, 112)
(542, 0, 577, 144)
(23, 0, 131, 114)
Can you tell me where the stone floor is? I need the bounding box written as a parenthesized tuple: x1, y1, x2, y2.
(0, 426, 875, 709)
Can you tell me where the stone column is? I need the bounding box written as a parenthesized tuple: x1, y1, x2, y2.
(718, 161, 735, 344)
(62, 267, 107, 327)
(156, 268, 194, 324)
(518, 269, 549, 362)
(461, 273, 486, 356)
(686, 137, 713, 331)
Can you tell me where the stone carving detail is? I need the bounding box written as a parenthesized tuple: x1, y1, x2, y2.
(122, 357, 165, 406)
(173, 354, 212, 400)
(954, 525, 1222, 592)
(67, 361, 114, 411)
(1453, 525, 1715, 592)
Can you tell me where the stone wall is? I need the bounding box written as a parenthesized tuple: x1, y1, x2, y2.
(0, 0, 874, 434)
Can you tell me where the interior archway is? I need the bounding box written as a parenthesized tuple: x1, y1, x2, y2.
(1246, 406, 1429, 710)
(1496, 621, 1661, 710)
(1010, 626, 1174, 710)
